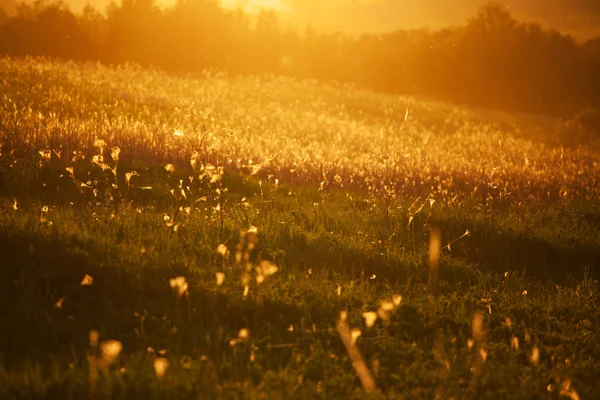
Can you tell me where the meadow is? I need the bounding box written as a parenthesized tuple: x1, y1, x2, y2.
(0, 57, 599, 399)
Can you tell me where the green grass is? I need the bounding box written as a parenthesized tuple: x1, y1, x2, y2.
(0, 57, 599, 399)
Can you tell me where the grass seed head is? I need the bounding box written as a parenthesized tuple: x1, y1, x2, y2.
(216, 272, 225, 286)
(89, 330, 99, 348)
(362, 311, 377, 328)
(340, 311, 348, 322)
(511, 336, 520, 351)
(530, 346, 540, 366)
(55, 297, 64, 309)
(238, 328, 250, 341)
(169, 276, 188, 297)
(81, 274, 94, 286)
(351, 328, 362, 346)
(111, 147, 120, 162)
(154, 357, 169, 379)
(101, 340, 123, 364)
(472, 310, 484, 340)
(217, 244, 228, 256)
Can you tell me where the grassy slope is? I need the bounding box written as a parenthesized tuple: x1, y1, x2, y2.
(0, 57, 599, 399)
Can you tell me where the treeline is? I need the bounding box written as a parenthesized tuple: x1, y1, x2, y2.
(1, 0, 600, 116)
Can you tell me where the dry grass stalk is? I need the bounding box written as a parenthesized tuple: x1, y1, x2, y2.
(468, 309, 487, 396)
(336, 318, 377, 394)
(428, 228, 441, 293)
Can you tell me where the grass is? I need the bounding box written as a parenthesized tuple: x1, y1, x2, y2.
(0, 56, 599, 399)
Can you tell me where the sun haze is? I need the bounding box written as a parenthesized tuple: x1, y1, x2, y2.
(16, 0, 599, 39)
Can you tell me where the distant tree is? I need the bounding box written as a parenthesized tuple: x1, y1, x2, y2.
(0, 1, 88, 59)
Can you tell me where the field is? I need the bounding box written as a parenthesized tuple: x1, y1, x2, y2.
(0, 57, 599, 399)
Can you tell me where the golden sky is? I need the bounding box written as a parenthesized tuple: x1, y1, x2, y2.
(9, 0, 600, 40)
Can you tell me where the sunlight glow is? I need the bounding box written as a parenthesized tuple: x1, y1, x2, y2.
(221, 0, 287, 12)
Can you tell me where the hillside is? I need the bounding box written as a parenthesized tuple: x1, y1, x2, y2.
(0, 58, 599, 399)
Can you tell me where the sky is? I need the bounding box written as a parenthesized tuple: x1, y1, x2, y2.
(3, 0, 600, 40)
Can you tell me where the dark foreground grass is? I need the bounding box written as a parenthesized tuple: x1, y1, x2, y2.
(0, 174, 599, 399)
